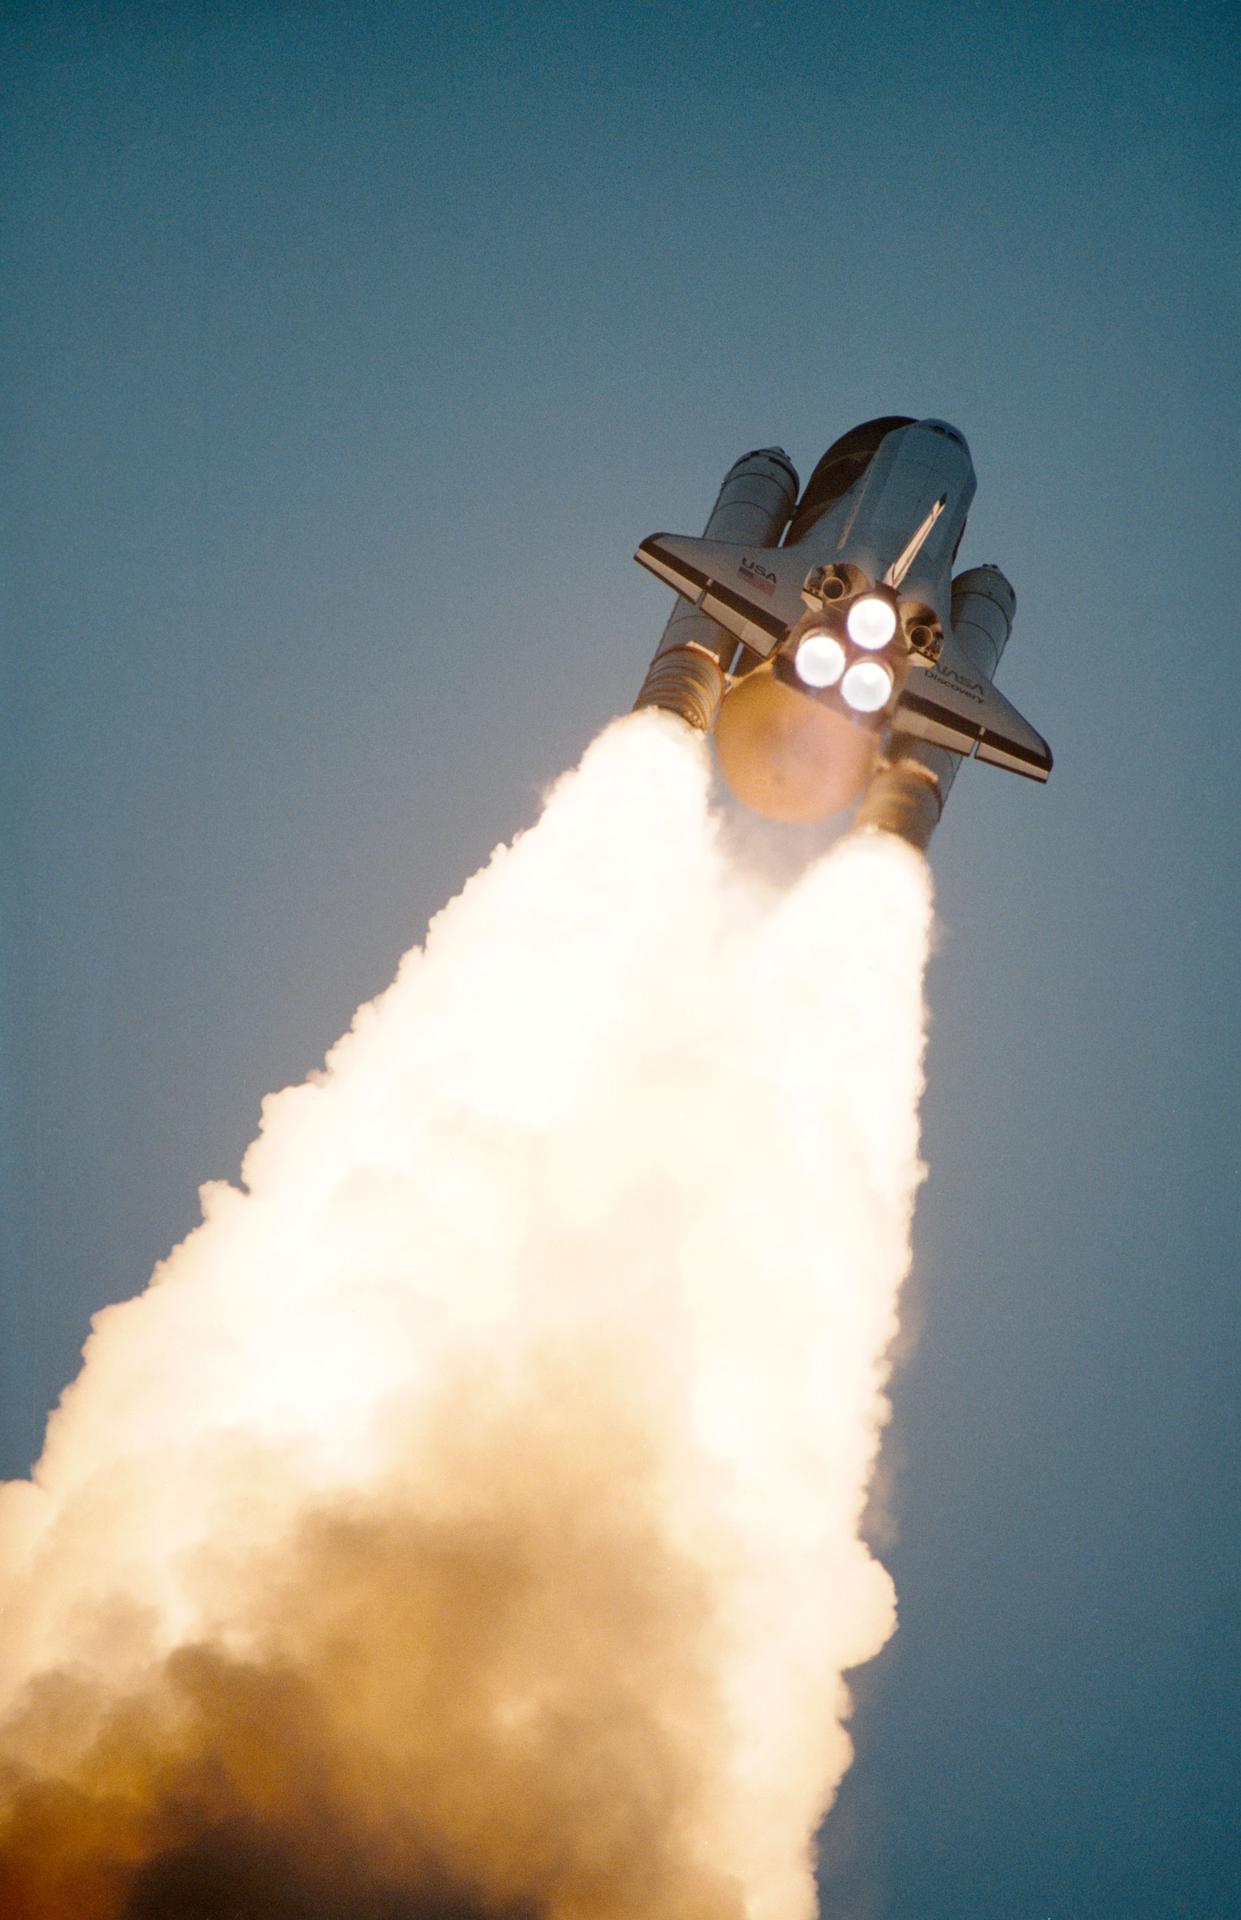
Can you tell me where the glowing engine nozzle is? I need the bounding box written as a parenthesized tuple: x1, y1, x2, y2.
(845, 593, 898, 649)
(712, 663, 877, 822)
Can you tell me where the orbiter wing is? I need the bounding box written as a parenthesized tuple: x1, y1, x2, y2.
(635, 535, 803, 657)
(897, 655, 1052, 780)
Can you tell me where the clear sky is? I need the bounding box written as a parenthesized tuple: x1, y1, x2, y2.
(4, 3, 1239, 1915)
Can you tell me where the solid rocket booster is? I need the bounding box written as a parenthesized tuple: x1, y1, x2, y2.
(854, 567, 1016, 848)
(633, 448, 799, 731)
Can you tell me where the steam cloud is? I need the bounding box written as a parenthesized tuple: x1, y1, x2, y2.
(0, 712, 932, 1919)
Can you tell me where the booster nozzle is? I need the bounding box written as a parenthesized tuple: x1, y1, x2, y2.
(633, 644, 726, 733)
(854, 757, 944, 850)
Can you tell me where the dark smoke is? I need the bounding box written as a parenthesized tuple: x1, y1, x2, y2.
(123, 1826, 532, 1920)
(0, 1365, 744, 1920)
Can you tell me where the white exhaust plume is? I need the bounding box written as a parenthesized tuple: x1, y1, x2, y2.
(0, 711, 932, 1920)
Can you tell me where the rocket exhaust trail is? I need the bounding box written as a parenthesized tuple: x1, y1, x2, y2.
(0, 710, 932, 1920)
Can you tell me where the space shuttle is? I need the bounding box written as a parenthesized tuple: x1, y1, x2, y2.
(633, 416, 1051, 847)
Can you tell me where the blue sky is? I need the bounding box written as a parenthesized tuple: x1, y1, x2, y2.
(4, 3, 1239, 1914)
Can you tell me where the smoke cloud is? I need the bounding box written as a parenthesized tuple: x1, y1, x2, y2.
(0, 712, 932, 1919)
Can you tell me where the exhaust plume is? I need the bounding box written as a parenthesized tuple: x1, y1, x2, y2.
(0, 711, 932, 1919)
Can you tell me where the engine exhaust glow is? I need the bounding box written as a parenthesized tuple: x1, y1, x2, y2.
(845, 595, 899, 650)
(842, 658, 894, 713)
(794, 630, 846, 688)
(0, 710, 932, 1920)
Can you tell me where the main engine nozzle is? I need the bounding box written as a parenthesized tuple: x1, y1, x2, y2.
(710, 588, 905, 821)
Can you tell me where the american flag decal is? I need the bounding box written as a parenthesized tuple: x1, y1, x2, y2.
(738, 557, 777, 597)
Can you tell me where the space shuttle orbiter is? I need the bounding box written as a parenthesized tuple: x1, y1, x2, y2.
(633, 416, 1051, 847)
